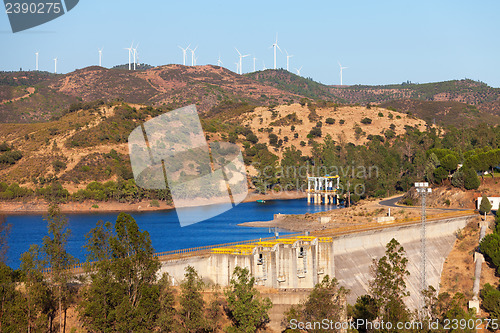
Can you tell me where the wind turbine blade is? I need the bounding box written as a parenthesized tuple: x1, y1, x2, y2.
(276, 44, 282, 52)
(235, 47, 241, 56)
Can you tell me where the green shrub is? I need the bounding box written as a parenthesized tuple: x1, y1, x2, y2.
(308, 127, 322, 138)
(361, 117, 372, 125)
(0, 150, 22, 164)
(325, 118, 335, 124)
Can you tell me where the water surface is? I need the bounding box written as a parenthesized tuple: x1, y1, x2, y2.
(5, 199, 338, 269)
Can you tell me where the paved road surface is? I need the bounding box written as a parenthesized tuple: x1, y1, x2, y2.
(379, 195, 471, 211)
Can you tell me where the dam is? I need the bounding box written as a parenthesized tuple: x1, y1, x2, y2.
(157, 212, 476, 309)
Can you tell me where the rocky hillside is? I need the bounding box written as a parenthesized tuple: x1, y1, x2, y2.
(2, 66, 500, 126)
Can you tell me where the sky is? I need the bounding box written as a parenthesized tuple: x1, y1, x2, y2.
(1, 0, 500, 87)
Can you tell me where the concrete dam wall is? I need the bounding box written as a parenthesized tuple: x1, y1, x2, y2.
(158, 215, 473, 309)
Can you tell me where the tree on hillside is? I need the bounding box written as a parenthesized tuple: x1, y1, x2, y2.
(178, 266, 207, 333)
(42, 204, 76, 333)
(225, 266, 272, 333)
(79, 214, 162, 332)
(463, 166, 480, 190)
(481, 283, 500, 320)
(0, 215, 10, 264)
(433, 166, 448, 184)
(280, 145, 303, 190)
(479, 194, 492, 218)
(485, 149, 500, 178)
(156, 273, 178, 332)
(369, 238, 410, 324)
(424, 153, 440, 184)
(284, 275, 348, 333)
(21, 244, 53, 333)
(440, 154, 458, 177)
(480, 232, 500, 274)
(0, 262, 27, 332)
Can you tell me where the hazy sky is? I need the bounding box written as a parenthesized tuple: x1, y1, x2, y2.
(1, 0, 499, 87)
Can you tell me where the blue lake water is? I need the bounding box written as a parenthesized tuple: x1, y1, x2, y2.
(5, 199, 338, 269)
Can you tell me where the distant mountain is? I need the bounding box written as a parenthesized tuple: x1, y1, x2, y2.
(0, 65, 302, 123)
(1, 66, 500, 126)
(246, 70, 500, 126)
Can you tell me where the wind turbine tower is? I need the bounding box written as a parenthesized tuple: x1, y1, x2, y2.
(191, 46, 198, 66)
(235, 48, 249, 74)
(132, 43, 139, 70)
(124, 43, 133, 70)
(53, 57, 57, 74)
(178, 44, 190, 66)
(253, 56, 257, 72)
(338, 61, 348, 86)
(35, 52, 39, 71)
(270, 34, 282, 69)
(217, 54, 223, 67)
(98, 48, 103, 67)
(285, 50, 293, 71)
(235, 62, 239, 74)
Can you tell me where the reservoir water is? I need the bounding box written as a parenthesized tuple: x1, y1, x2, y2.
(5, 199, 338, 269)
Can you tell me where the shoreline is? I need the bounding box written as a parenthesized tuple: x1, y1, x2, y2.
(0, 191, 307, 215)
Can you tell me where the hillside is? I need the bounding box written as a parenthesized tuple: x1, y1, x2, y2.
(0, 100, 425, 191)
(0, 65, 302, 123)
(247, 70, 500, 125)
(2, 66, 500, 126)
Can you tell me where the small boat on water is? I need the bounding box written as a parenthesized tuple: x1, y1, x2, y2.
(256, 199, 266, 203)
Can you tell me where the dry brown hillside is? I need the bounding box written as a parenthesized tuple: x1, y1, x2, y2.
(238, 103, 427, 157)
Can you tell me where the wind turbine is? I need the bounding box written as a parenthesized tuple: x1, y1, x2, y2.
(132, 43, 139, 70)
(98, 48, 103, 67)
(35, 51, 39, 71)
(53, 57, 57, 74)
(235, 48, 249, 74)
(285, 49, 293, 71)
(124, 43, 133, 70)
(217, 54, 223, 67)
(235, 62, 239, 74)
(338, 61, 348, 86)
(178, 44, 190, 66)
(262, 61, 267, 70)
(253, 56, 257, 72)
(190, 46, 198, 66)
(269, 33, 282, 69)
(295, 66, 302, 76)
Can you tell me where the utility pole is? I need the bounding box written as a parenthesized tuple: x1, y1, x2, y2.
(415, 182, 432, 318)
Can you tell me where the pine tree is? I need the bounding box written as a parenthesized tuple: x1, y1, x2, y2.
(225, 266, 272, 333)
(369, 238, 410, 324)
(79, 214, 162, 332)
(479, 194, 492, 218)
(42, 204, 76, 333)
(283, 275, 346, 333)
(156, 273, 178, 332)
(21, 245, 53, 333)
(179, 266, 207, 333)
